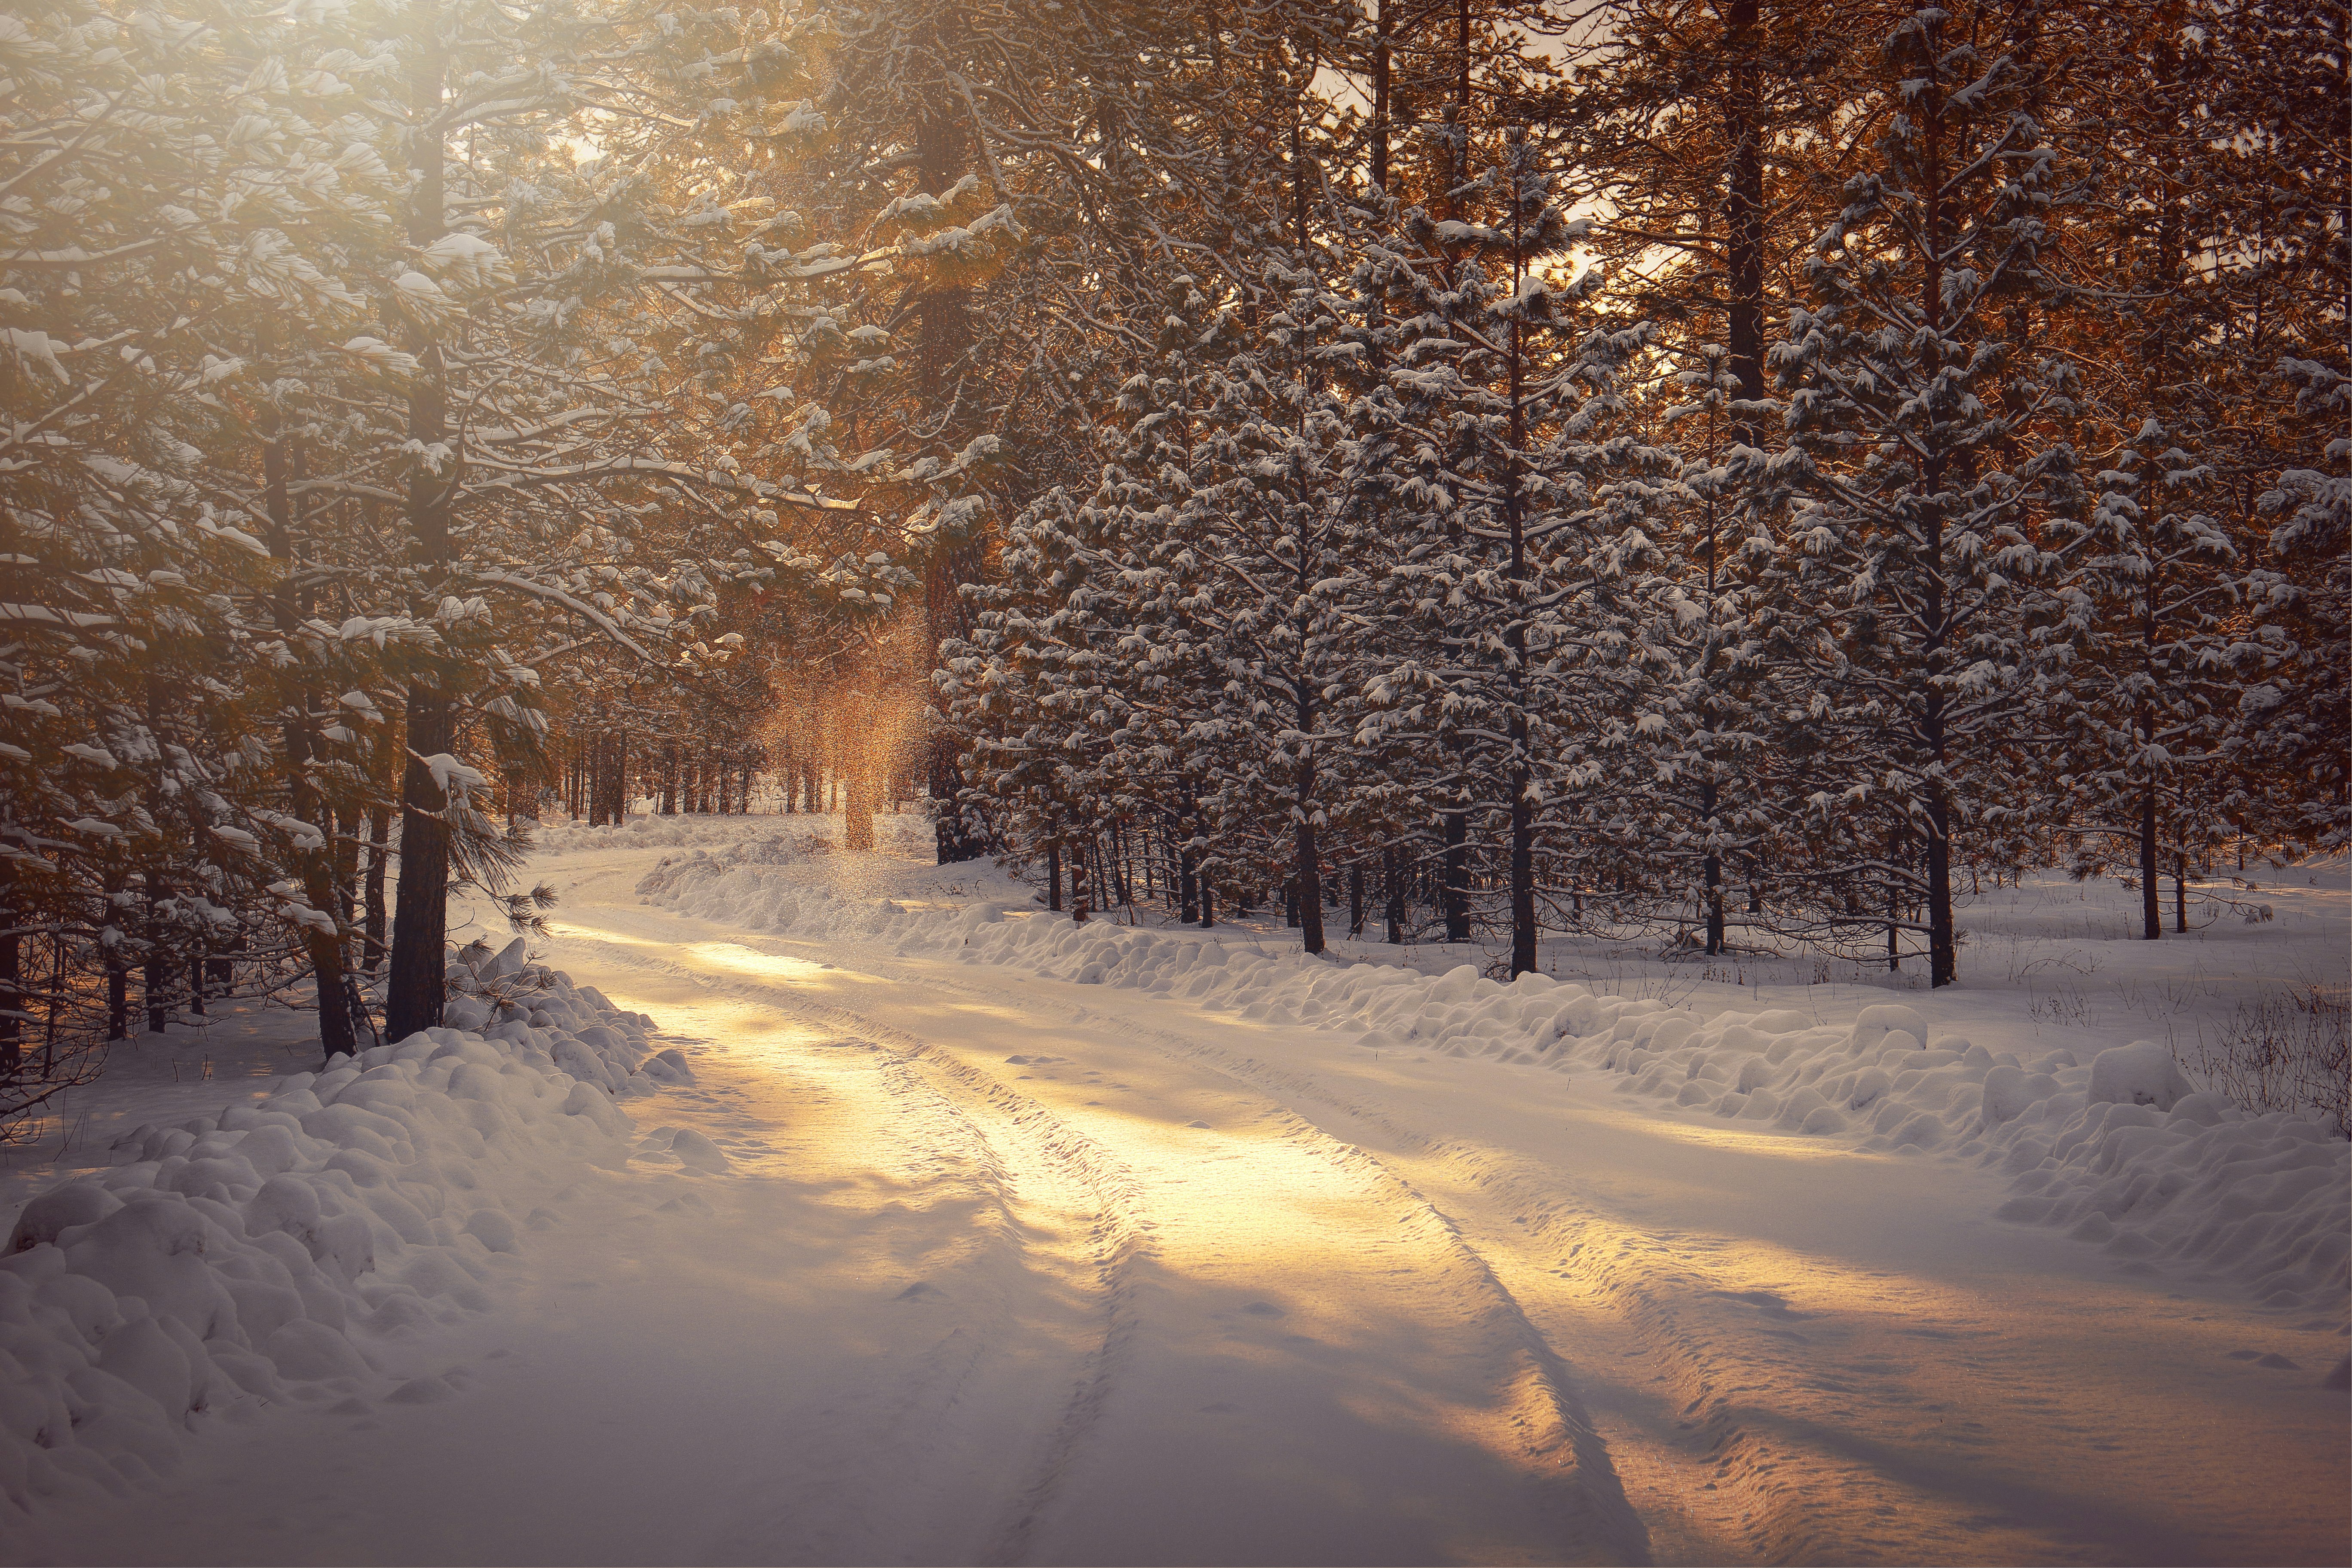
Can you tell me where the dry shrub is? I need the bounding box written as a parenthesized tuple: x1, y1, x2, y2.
(2180, 983, 2351, 1139)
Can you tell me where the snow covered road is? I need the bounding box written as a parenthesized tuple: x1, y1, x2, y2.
(14, 832, 2347, 1565)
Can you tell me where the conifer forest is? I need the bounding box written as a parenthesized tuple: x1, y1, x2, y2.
(9, 0, 2340, 1110)
(4, 3, 2352, 1561)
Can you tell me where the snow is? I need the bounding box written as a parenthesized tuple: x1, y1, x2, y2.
(2087, 1038, 2197, 1110)
(635, 834, 2350, 1319)
(1, 968, 654, 1519)
(2, 813, 2344, 1565)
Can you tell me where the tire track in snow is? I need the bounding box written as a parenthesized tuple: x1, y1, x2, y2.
(1023, 996, 2254, 1567)
(1054, 1007, 2000, 1564)
(1052, 1011, 1659, 1564)
(572, 883, 1871, 1561)
(606, 990, 1050, 1565)
(722, 992, 1155, 1568)
(553, 856, 2346, 1565)
(555, 903, 1656, 1561)
(1048, 1013, 1804, 1562)
(535, 919, 1153, 1565)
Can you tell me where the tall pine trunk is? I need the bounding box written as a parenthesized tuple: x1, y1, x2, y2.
(918, 107, 988, 866)
(1442, 808, 1471, 940)
(1706, 0, 1767, 961)
(1504, 175, 1537, 978)
(1917, 47, 1957, 989)
(362, 802, 390, 969)
(0, 866, 19, 1078)
(259, 331, 357, 1062)
(1384, 845, 1406, 943)
(386, 18, 454, 1043)
(1295, 763, 1325, 956)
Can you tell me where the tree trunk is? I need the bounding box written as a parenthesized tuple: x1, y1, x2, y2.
(1724, 0, 1767, 428)
(259, 330, 357, 1062)
(1704, 777, 1725, 957)
(1918, 62, 1957, 989)
(385, 14, 453, 1044)
(1384, 844, 1406, 943)
(1503, 217, 1536, 980)
(1927, 799, 1954, 988)
(144, 879, 168, 1037)
(1509, 760, 1535, 976)
(1442, 805, 1471, 940)
(2139, 781, 2162, 939)
(917, 104, 990, 867)
(0, 873, 19, 1077)
(290, 722, 360, 1061)
(1708, 0, 1764, 964)
(1295, 766, 1325, 956)
(363, 804, 390, 969)
(1448, 0, 1471, 214)
(104, 863, 127, 1040)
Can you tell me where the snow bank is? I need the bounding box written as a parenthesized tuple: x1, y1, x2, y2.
(640, 849, 2350, 1315)
(0, 971, 659, 1520)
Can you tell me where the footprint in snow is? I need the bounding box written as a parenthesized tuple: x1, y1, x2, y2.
(895, 1282, 948, 1303)
(1240, 1301, 1285, 1317)
(1187, 1119, 1211, 1129)
(2225, 1350, 2301, 1369)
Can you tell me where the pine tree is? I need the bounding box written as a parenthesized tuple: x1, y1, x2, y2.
(1765, 1, 2080, 986)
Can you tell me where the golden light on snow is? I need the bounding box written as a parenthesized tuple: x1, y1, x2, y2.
(517, 886, 2348, 1568)
(1612, 1113, 1900, 1163)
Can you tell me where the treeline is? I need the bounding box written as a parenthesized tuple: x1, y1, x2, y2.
(549, 621, 937, 831)
(928, 0, 2346, 984)
(553, 719, 929, 825)
(3, 0, 2341, 1134)
(0, 0, 973, 1123)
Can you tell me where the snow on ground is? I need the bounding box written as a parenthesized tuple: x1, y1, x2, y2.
(3, 812, 2346, 1565)
(0, 952, 659, 1530)
(635, 833, 2349, 1320)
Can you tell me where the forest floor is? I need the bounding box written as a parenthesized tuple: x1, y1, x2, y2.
(3, 813, 2346, 1566)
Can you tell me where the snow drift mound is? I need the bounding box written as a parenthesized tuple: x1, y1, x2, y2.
(638, 853, 2350, 1317)
(0, 968, 662, 1520)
